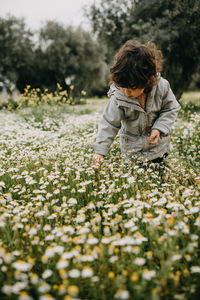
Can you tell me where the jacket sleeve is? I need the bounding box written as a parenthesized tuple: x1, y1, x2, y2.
(152, 80, 181, 135)
(90, 96, 124, 156)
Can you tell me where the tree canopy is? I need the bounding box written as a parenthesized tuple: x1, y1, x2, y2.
(87, 0, 200, 99)
(0, 17, 107, 96)
(0, 16, 34, 92)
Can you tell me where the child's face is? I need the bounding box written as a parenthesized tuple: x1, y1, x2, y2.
(120, 87, 144, 98)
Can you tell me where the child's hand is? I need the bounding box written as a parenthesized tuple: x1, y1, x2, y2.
(93, 153, 104, 170)
(147, 129, 160, 144)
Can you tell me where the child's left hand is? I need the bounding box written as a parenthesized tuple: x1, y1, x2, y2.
(147, 129, 160, 144)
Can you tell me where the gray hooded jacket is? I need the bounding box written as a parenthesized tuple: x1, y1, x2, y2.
(90, 75, 181, 161)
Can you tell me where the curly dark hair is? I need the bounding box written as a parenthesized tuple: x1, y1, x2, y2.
(109, 40, 163, 93)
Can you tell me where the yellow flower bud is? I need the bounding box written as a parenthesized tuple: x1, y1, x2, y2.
(108, 271, 115, 279)
(130, 272, 138, 282)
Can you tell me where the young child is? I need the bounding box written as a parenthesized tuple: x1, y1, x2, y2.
(90, 40, 181, 169)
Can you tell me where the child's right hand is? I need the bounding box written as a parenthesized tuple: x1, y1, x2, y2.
(92, 153, 104, 170)
(147, 129, 160, 144)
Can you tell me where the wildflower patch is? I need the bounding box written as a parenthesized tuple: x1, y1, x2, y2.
(0, 100, 199, 299)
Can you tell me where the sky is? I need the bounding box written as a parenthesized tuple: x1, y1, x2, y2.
(0, 0, 97, 30)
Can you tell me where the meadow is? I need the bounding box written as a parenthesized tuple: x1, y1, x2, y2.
(0, 91, 200, 300)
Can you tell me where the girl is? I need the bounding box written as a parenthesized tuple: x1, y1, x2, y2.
(90, 40, 181, 169)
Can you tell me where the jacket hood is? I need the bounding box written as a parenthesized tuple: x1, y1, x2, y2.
(107, 83, 127, 100)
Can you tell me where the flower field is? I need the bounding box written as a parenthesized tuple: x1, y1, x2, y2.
(0, 96, 200, 300)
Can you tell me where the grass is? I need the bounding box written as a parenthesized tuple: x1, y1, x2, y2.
(180, 91, 200, 105)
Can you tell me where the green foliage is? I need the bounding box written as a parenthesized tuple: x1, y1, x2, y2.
(0, 17, 107, 96)
(33, 21, 108, 96)
(87, 0, 200, 99)
(85, 0, 133, 62)
(0, 16, 34, 92)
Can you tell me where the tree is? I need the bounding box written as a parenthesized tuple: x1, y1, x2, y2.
(86, 0, 200, 99)
(0, 16, 34, 92)
(0, 17, 107, 96)
(85, 0, 133, 62)
(34, 21, 107, 96)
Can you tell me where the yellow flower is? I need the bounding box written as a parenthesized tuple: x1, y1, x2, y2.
(195, 177, 200, 185)
(81, 90, 86, 96)
(57, 83, 62, 90)
(176, 270, 181, 276)
(183, 269, 189, 275)
(70, 85, 74, 90)
(94, 246, 102, 254)
(41, 255, 48, 263)
(130, 272, 138, 282)
(64, 296, 72, 300)
(145, 251, 153, 259)
(19, 291, 32, 300)
(158, 236, 164, 243)
(108, 271, 115, 279)
(19, 291, 29, 296)
(114, 248, 119, 254)
(58, 284, 67, 293)
(167, 216, 176, 226)
(122, 270, 128, 276)
(173, 275, 180, 283)
(59, 269, 67, 279)
(30, 273, 39, 284)
(41, 294, 54, 299)
(53, 285, 58, 290)
(68, 285, 79, 297)
(27, 256, 35, 264)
